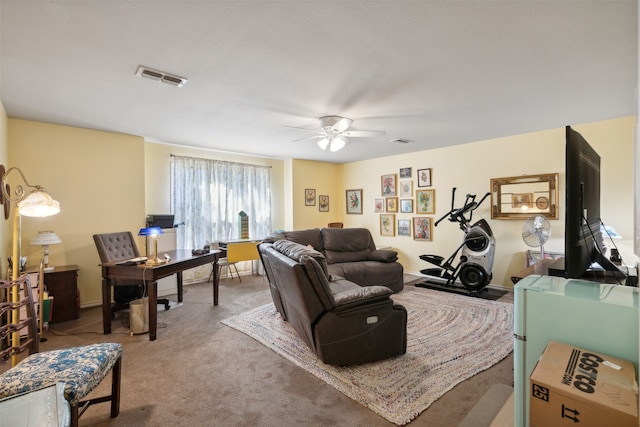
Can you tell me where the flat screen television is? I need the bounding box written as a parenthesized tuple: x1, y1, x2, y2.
(549, 126, 625, 280)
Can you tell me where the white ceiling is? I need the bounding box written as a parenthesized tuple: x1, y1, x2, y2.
(0, 1, 637, 164)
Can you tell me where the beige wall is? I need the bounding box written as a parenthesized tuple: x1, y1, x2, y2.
(0, 102, 8, 272)
(332, 117, 636, 286)
(7, 119, 146, 306)
(291, 159, 342, 230)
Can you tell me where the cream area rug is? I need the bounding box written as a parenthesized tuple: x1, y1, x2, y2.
(221, 287, 514, 425)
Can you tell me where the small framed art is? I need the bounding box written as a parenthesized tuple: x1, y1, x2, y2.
(386, 197, 398, 213)
(413, 217, 433, 241)
(512, 193, 532, 209)
(346, 189, 363, 214)
(399, 180, 413, 197)
(319, 195, 329, 212)
(417, 168, 432, 187)
(397, 219, 411, 236)
(305, 188, 316, 206)
(381, 174, 397, 197)
(399, 167, 412, 178)
(374, 198, 385, 213)
(416, 189, 435, 214)
(400, 199, 413, 213)
(380, 214, 395, 236)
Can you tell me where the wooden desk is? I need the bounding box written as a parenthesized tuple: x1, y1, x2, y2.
(100, 249, 221, 341)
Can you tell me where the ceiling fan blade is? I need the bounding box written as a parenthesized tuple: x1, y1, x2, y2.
(284, 125, 319, 133)
(342, 130, 386, 137)
(292, 135, 324, 142)
(332, 117, 353, 133)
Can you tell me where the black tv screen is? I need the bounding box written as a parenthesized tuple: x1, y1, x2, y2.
(564, 125, 602, 278)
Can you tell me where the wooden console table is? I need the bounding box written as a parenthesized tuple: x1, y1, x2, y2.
(25, 264, 79, 323)
(100, 249, 221, 341)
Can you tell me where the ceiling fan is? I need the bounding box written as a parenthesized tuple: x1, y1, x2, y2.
(287, 116, 386, 152)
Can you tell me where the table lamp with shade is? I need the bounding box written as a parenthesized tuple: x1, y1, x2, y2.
(1, 166, 61, 363)
(31, 231, 62, 271)
(138, 226, 165, 265)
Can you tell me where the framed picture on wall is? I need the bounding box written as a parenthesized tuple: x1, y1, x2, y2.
(381, 174, 397, 197)
(346, 189, 363, 214)
(399, 180, 413, 197)
(305, 188, 316, 206)
(398, 219, 411, 236)
(417, 168, 432, 187)
(380, 214, 395, 236)
(413, 217, 433, 241)
(318, 195, 329, 212)
(400, 199, 413, 213)
(399, 167, 412, 178)
(374, 198, 385, 213)
(386, 197, 398, 213)
(416, 189, 435, 214)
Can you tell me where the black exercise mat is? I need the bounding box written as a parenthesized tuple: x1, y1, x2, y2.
(414, 281, 507, 301)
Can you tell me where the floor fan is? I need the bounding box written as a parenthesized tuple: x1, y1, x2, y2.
(522, 215, 551, 261)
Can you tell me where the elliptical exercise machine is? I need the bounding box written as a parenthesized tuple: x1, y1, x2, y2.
(416, 187, 495, 294)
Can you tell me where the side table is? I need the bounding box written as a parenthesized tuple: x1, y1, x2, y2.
(25, 265, 79, 323)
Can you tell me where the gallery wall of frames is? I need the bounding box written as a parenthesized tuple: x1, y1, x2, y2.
(371, 167, 435, 241)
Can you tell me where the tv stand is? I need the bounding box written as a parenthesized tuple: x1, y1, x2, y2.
(533, 256, 636, 286)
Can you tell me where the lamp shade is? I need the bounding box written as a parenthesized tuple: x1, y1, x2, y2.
(31, 231, 62, 246)
(330, 135, 347, 152)
(138, 227, 163, 237)
(18, 190, 61, 217)
(317, 137, 330, 150)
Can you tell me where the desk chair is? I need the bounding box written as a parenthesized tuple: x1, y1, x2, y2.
(93, 231, 170, 313)
(0, 275, 123, 427)
(218, 241, 260, 282)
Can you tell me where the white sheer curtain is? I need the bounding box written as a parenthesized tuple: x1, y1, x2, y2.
(170, 155, 271, 280)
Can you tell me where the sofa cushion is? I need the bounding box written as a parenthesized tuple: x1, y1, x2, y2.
(321, 227, 377, 264)
(328, 261, 404, 293)
(282, 229, 325, 252)
(272, 239, 329, 277)
(368, 249, 398, 263)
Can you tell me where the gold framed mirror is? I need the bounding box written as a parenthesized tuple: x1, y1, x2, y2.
(490, 173, 559, 220)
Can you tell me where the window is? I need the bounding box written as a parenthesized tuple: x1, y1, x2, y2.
(171, 155, 271, 249)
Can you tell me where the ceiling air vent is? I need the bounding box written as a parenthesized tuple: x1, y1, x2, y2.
(135, 66, 187, 88)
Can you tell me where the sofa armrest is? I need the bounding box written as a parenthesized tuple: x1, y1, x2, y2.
(368, 249, 398, 263)
(333, 285, 392, 310)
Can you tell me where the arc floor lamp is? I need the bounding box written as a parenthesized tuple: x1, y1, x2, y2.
(1, 166, 60, 366)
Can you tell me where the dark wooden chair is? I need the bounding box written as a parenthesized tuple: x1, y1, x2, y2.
(327, 222, 344, 228)
(0, 275, 123, 427)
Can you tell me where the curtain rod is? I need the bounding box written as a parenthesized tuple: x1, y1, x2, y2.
(170, 154, 272, 168)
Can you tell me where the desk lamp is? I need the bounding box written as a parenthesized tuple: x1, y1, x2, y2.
(31, 231, 62, 271)
(138, 226, 165, 265)
(1, 166, 61, 364)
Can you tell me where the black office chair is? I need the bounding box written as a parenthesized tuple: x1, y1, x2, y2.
(93, 231, 170, 315)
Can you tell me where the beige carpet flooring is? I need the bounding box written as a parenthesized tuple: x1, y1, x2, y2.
(20, 275, 514, 426)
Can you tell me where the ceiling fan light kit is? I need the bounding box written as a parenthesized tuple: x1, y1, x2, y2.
(317, 135, 347, 152)
(290, 115, 385, 152)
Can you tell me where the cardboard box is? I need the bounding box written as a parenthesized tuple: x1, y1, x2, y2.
(530, 341, 638, 427)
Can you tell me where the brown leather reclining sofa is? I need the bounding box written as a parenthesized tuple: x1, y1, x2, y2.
(263, 227, 404, 292)
(258, 228, 407, 366)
